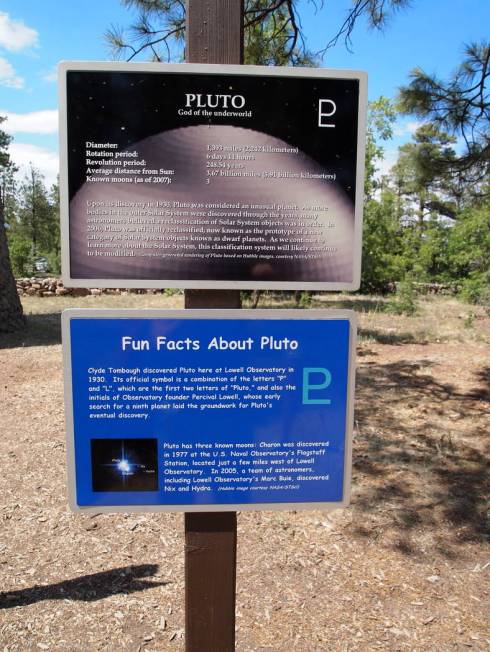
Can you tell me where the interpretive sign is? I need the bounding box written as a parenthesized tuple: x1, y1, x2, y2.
(62, 309, 356, 512)
(59, 62, 367, 290)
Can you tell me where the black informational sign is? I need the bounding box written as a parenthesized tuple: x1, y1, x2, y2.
(59, 62, 367, 290)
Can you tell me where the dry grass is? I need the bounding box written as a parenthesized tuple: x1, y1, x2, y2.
(9, 290, 489, 350)
(246, 292, 489, 345)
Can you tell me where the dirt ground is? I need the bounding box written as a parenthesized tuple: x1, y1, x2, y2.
(0, 293, 488, 651)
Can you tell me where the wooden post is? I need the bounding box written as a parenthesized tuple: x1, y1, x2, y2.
(186, 0, 244, 66)
(185, 2, 243, 650)
(185, 512, 237, 651)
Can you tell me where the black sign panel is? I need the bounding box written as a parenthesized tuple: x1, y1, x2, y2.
(59, 62, 367, 289)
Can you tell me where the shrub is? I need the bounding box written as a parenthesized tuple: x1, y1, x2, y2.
(386, 277, 419, 315)
(8, 234, 34, 276)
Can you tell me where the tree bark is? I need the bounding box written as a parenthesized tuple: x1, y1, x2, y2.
(0, 196, 25, 332)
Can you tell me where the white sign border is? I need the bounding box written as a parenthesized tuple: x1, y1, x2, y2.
(59, 61, 367, 291)
(62, 308, 356, 513)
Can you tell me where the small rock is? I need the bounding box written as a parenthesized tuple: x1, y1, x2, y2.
(448, 411, 462, 420)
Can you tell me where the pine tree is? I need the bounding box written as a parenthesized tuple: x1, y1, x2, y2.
(15, 166, 58, 268)
(391, 124, 458, 231)
(398, 41, 490, 196)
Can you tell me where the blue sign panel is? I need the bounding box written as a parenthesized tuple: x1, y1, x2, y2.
(63, 309, 356, 512)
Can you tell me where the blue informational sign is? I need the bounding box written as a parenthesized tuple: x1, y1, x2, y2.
(62, 309, 356, 512)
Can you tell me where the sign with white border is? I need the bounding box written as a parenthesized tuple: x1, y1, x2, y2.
(59, 62, 367, 290)
(62, 309, 356, 513)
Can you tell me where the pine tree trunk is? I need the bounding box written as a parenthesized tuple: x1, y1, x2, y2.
(0, 198, 25, 332)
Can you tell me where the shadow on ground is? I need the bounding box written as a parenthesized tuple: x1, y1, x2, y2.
(467, 366, 490, 400)
(0, 313, 61, 349)
(352, 358, 489, 556)
(0, 564, 167, 608)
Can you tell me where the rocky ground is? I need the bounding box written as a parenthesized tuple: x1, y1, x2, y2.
(0, 294, 488, 651)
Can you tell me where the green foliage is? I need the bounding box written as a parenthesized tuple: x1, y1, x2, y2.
(0, 116, 11, 168)
(106, 0, 185, 61)
(7, 231, 61, 276)
(361, 189, 404, 293)
(361, 98, 404, 294)
(386, 277, 419, 315)
(415, 217, 452, 282)
(398, 41, 490, 193)
(459, 275, 490, 306)
(446, 202, 490, 304)
(16, 168, 55, 255)
(7, 232, 33, 277)
(4, 166, 60, 277)
(299, 291, 312, 308)
(244, 0, 316, 66)
(446, 204, 490, 278)
(391, 123, 458, 228)
(365, 97, 397, 200)
(45, 249, 61, 275)
(12, 168, 60, 270)
(392, 41, 489, 301)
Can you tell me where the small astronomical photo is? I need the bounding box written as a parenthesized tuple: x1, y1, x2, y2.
(91, 438, 158, 492)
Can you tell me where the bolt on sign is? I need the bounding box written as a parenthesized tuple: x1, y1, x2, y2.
(59, 62, 367, 291)
(62, 309, 356, 512)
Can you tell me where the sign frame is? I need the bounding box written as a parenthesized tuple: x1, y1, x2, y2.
(62, 308, 356, 513)
(59, 61, 367, 291)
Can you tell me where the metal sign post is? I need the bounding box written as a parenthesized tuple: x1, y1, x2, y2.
(185, 2, 243, 649)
